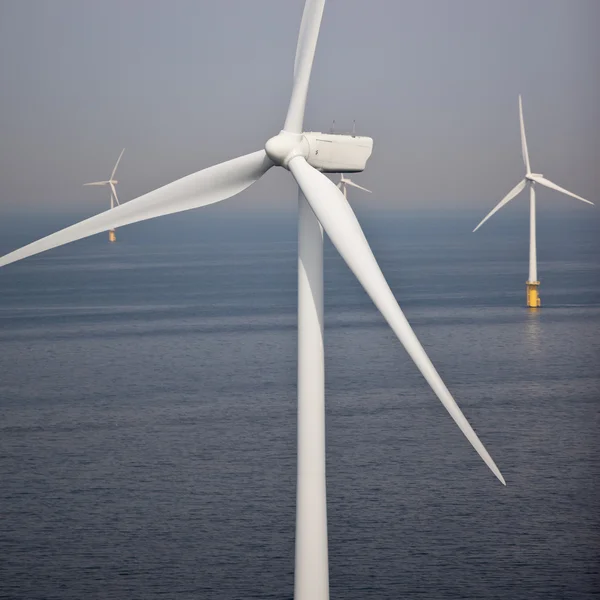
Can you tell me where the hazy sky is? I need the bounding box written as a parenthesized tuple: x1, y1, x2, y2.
(1, 0, 598, 214)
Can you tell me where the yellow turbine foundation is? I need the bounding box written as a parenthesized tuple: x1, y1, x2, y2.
(526, 281, 540, 308)
(109, 229, 117, 243)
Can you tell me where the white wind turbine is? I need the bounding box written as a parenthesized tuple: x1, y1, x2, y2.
(83, 148, 125, 242)
(473, 96, 593, 308)
(0, 2, 505, 598)
(337, 173, 371, 198)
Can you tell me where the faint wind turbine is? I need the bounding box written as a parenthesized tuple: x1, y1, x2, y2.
(0, 2, 505, 598)
(473, 96, 593, 308)
(337, 173, 371, 199)
(83, 148, 125, 242)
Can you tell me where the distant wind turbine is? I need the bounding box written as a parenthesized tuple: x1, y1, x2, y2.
(337, 174, 371, 199)
(0, 2, 505, 598)
(84, 148, 125, 242)
(473, 96, 593, 308)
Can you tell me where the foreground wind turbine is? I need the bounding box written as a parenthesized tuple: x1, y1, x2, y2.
(337, 173, 371, 199)
(474, 96, 593, 307)
(83, 148, 125, 242)
(0, 2, 505, 598)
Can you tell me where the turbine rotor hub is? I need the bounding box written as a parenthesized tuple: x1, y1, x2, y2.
(265, 131, 309, 168)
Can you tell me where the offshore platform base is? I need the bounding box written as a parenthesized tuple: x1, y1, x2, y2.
(526, 281, 541, 308)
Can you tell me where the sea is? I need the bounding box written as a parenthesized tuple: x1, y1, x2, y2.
(0, 205, 598, 599)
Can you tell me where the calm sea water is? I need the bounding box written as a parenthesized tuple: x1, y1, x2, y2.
(0, 207, 598, 599)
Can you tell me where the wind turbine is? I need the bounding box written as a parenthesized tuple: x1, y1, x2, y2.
(0, 2, 505, 598)
(337, 173, 371, 199)
(83, 148, 125, 242)
(473, 96, 593, 308)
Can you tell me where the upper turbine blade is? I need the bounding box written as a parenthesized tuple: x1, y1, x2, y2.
(473, 179, 527, 232)
(289, 156, 505, 485)
(110, 148, 125, 181)
(344, 179, 372, 193)
(109, 181, 121, 206)
(519, 95, 531, 173)
(283, 0, 326, 133)
(529, 175, 594, 206)
(0, 150, 272, 268)
(293, 2, 309, 78)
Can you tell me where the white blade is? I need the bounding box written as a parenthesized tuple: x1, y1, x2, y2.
(289, 156, 505, 485)
(110, 148, 125, 181)
(293, 2, 309, 78)
(283, 0, 326, 133)
(344, 179, 372, 193)
(0, 150, 272, 268)
(336, 181, 342, 189)
(473, 179, 527, 232)
(529, 175, 594, 206)
(519, 95, 531, 173)
(83, 181, 109, 186)
(109, 181, 120, 206)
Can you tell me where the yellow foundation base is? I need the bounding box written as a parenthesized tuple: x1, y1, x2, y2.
(109, 230, 116, 243)
(526, 281, 541, 308)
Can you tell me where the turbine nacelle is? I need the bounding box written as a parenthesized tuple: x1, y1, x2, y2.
(265, 131, 373, 173)
(526, 173, 543, 182)
(304, 132, 373, 173)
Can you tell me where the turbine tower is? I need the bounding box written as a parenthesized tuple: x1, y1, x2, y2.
(474, 96, 593, 308)
(0, 2, 506, 598)
(337, 174, 371, 199)
(83, 148, 125, 242)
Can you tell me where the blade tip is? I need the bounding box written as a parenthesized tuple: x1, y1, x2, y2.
(488, 462, 506, 486)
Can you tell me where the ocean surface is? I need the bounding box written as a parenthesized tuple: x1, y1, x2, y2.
(0, 206, 598, 599)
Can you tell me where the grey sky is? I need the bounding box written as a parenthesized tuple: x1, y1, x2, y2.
(0, 0, 598, 214)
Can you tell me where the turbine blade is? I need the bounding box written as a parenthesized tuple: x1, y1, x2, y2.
(283, 0, 326, 133)
(529, 175, 594, 205)
(83, 181, 109, 186)
(344, 179, 372, 193)
(110, 148, 125, 181)
(473, 179, 527, 232)
(336, 181, 342, 189)
(109, 181, 120, 206)
(519, 95, 531, 173)
(0, 150, 272, 268)
(289, 156, 505, 485)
